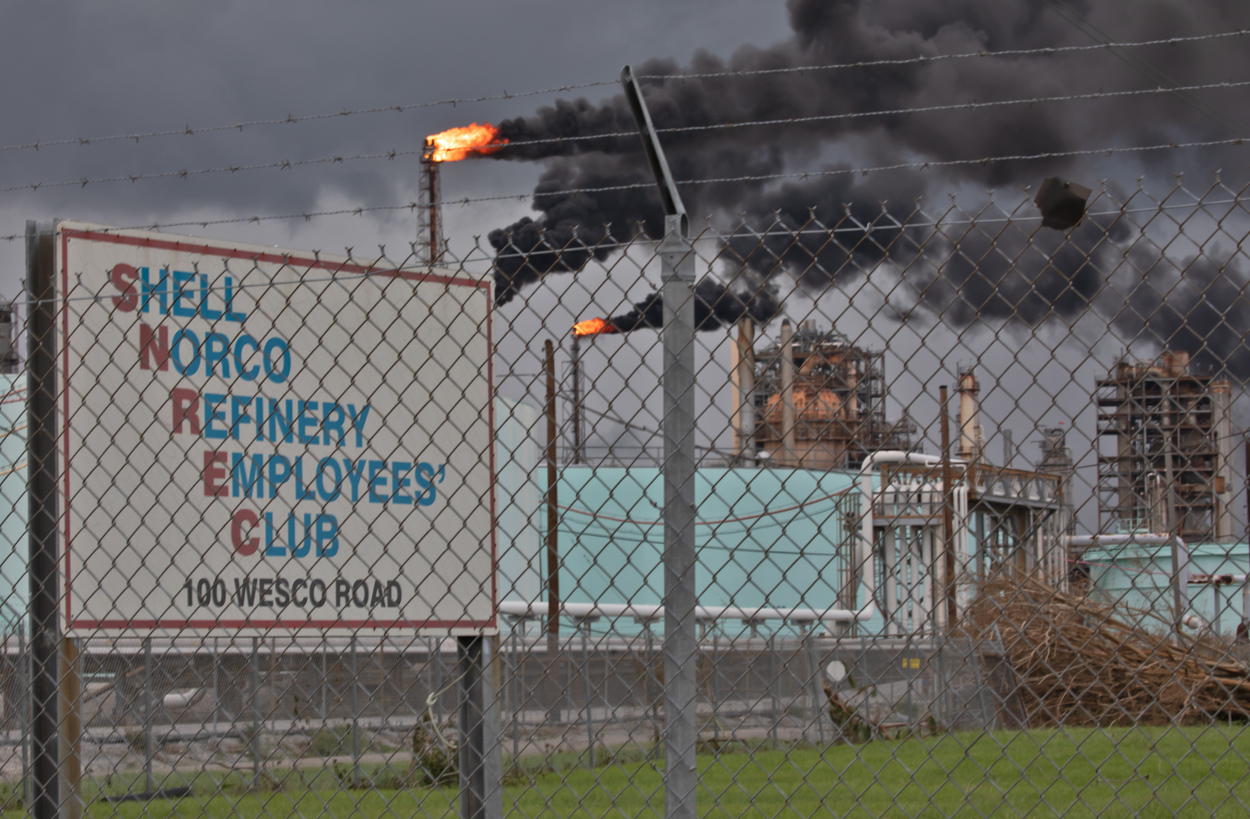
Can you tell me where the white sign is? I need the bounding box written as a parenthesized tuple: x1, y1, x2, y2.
(57, 221, 497, 635)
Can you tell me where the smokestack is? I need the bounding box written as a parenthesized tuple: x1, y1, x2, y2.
(729, 317, 756, 466)
(1039, 425, 1075, 536)
(418, 149, 443, 266)
(956, 367, 984, 465)
(570, 334, 584, 464)
(780, 320, 796, 466)
(1214, 379, 1234, 541)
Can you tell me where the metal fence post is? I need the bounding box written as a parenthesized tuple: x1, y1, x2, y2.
(250, 637, 260, 788)
(26, 220, 59, 819)
(143, 637, 154, 793)
(457, 635, 488, 819)
(350, 636, 360, 788)
(657, 187, 698, 819)
(509, 621, 520, 767)
(620, 63, 699, 819)
(579, 619, 595, 767)
(768, 631, 779, 747)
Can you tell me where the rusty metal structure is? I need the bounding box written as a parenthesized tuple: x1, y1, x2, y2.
(747, 320, 912, 469)
(1096, 351, 1235, 542)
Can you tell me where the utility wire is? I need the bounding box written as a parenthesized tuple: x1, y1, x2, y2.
(2, 28, 1245, 159)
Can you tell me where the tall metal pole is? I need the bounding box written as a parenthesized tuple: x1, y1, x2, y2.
(26, 221, 59, 819)
(621, 64, 698, 819)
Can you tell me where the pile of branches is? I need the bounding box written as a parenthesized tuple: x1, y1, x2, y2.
(967, 576, 1250, 727)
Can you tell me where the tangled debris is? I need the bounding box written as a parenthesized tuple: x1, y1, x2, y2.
(969, 576, 1250, 727)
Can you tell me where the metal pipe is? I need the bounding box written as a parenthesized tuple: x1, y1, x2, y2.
(571, 334, 583, 464)
(781, 320, 796, 465)
(940, 386, 957, 629)
(580, 620, 595, 767)
(509, 622, 520, 767)
(767, 631, 778, 747)
(500, 600, 866, 623)
(644, 624, 659, 761)
(212, 637, 220, 726)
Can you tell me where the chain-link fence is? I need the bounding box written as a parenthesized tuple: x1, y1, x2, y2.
(8, 164, 1250, 819)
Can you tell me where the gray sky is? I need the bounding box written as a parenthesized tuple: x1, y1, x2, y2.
(5, 0, 1250, 537)
(0, 0, 791, 288)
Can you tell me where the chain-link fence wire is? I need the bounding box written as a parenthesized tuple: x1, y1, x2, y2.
(6, 176, 1250, 816)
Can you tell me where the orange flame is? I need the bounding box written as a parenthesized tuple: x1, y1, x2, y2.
(572, 317, 619, 337)
(424, 123, 508, 162)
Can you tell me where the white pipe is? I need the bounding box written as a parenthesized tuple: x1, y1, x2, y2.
(499, 600, 863, 624)
(1065, 533, 1171, 549)
(162, 688, 205, 709)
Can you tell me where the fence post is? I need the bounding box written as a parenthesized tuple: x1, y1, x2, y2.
(143, 637, 154, 794)
(620, 64, 699, 819)
(57, 636, 82, 819)
(350, 637, 360, 789)
(458, 635, 499, 819)
(250, 637, 260, 788)
(26, 220, 59, 819)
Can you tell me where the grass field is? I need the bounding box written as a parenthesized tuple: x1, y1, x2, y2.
(20, 724, 1250, 817)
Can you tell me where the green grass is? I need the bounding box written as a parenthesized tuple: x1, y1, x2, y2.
(25, 725, 1250, 817)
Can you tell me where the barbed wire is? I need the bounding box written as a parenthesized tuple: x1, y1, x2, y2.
(6, 130, 1239, 217)
(7, 77, 1246, 199)
(639, 28, 1250, 81)
(3, 28, 1244, 162)
(1, 189, 1244, 248)
(430, 135, 1250, 208)
(484, 77, 1250, 154)
(0, 147, 430, 196)
(0, 80, 619, 157)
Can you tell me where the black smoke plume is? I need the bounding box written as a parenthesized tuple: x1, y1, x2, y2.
(486, 0, 1250, 373)
(607, 279, 783, 333)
